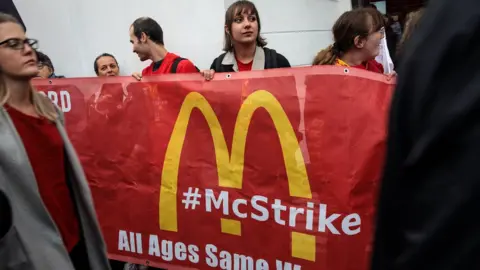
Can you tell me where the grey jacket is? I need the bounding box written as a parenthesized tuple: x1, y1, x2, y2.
(0, 103, 110, 269)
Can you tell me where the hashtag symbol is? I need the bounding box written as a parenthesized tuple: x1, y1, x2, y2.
(182, 187, 202, 210)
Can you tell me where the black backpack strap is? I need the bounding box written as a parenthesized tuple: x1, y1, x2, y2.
(171, 57, 200, 73)
(264, 48, 278, 69)
(170, 57, 185, 73)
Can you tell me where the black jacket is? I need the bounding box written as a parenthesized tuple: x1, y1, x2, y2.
(210, 47, 290, 72)
(372, 1, 480, 269)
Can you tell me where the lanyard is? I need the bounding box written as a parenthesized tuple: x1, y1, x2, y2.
(336, 58, 368, 70)
(335, 58, 350, 67)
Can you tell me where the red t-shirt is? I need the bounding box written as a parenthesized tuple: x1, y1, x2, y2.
(335, 59, 384, 74)
(142, 52, 198, 76)
(235, 55, 253, 72)
(7, 106, 80, 252)
(352, 60, 384, 74)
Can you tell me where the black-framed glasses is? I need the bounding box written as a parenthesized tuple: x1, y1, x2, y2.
(0, 38, 38, 50)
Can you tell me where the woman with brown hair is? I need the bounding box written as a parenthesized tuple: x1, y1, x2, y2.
(201, 0, 290, 80)
(312, 8, 386, 73)
(0, 12, 110, 269)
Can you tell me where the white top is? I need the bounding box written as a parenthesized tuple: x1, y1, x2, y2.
(375, 36, 394, 74)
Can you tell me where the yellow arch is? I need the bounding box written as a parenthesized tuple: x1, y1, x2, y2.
(160, 90, 312, 232)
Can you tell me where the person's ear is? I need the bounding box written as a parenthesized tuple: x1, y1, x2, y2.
(224, 25, 230, 36)
(353, 35, 365, 49)
(140, 32, 148, 43)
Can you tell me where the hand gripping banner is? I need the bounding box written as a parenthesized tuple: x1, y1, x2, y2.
(33, 66, 394, 270)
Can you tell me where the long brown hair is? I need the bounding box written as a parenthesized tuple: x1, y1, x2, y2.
(0, 13, 57, 121)
(397, 9, 424, 57)
(223, 0, 267, 52)
(313, 8, 384, 65)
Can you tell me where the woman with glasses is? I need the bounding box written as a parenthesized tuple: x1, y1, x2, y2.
(312, 8, 386, 74)
(0, 13, 110, 269)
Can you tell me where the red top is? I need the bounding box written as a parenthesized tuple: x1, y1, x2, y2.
(235, 55, 253, 72)
(7, 106, 80, 252)
(352, 60, 384, 74)
(335, 59, 384, 74)
(142, 52, 198, 76)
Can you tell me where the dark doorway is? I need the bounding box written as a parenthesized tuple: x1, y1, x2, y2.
(351, 0, 427, 14)
(385, 0, 427, 14)
(351, 0, 364, 9)
(0, 0, 26, 30)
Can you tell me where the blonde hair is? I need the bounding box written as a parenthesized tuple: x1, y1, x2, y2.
(0, 12, 57, 121)
(397, 9, 424, 57)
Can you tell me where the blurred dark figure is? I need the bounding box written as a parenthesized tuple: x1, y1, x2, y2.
(384, 15, 399, 64)
(36, 51, 65, 78)
(396, 9, 425, 63)
(371, 1, 480, 270)
(390, 13, 403, 40)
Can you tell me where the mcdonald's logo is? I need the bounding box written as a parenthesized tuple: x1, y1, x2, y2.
(159, 90, 316, 261)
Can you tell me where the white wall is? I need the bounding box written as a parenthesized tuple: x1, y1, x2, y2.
(13, 0, 351, 77)
(372, 1, 387, 14)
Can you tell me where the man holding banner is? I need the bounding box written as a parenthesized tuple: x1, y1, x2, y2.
(129, 17, 198, 80)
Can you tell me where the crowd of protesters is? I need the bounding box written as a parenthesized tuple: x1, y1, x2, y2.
(32, 2, 427, 84)
(0, 0, 428, 269)
(32, 2, 426, 85)
(35, 2, 427, 83)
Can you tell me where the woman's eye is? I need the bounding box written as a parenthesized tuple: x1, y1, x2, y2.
(7, 40, 20, 48)
(234, 18, 243, 23)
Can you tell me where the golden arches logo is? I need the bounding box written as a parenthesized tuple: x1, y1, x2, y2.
(160, 90, 316, 261)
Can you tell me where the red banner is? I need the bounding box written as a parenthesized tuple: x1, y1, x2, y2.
(33, 66, 393, 270)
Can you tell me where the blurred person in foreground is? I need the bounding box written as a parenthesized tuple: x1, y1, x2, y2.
(371, 1, 480, 269)
(0, 12, 110, 269)
(396, 8, 425, 64)
(36, 50, 65, 78)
